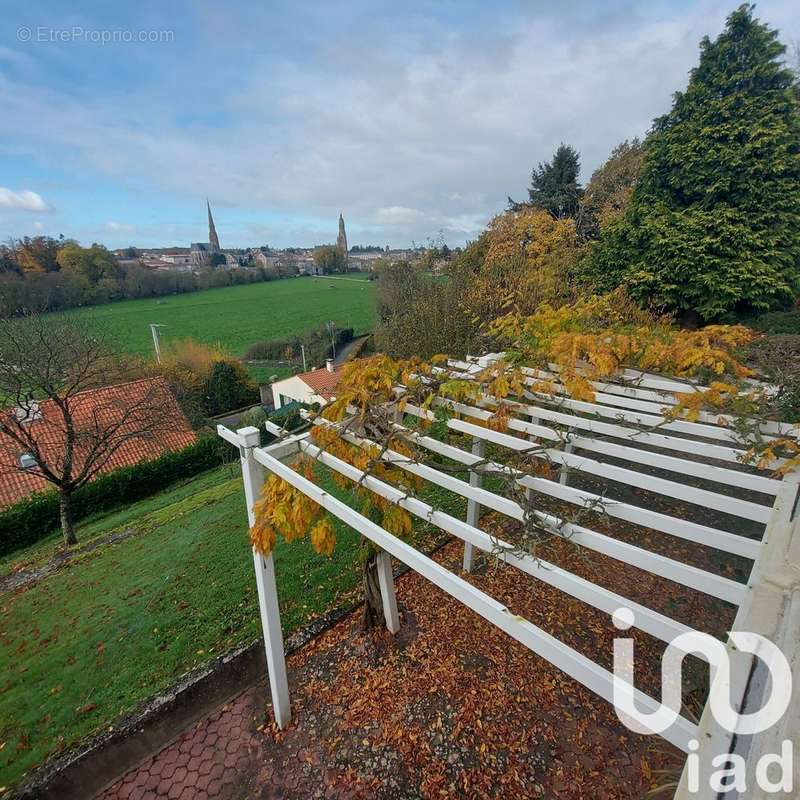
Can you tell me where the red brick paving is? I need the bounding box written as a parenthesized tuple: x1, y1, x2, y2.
(98, 538, 705, 799)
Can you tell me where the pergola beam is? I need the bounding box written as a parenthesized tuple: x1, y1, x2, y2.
(252, 438, 698, 752)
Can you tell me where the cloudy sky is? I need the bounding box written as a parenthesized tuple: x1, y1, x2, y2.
(0, 0, 797, 249)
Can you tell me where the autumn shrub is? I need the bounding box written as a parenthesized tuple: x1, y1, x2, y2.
(374, 261, 478, 359)
(156, 338, 257, 420)
(244, 325, 354, 367)
(203, 361, 258, 415)
(487, 289, 756, 401)
(374, 207, 584, 360)
(744, 334, 800, 420)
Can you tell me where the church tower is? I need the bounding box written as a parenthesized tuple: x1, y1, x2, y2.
(336, 213, 348, 267)
(207, 199, 221, 252)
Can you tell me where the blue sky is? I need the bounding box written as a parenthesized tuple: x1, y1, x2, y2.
(0, 0, 797, 249)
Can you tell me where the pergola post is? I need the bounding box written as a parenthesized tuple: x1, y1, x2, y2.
(237, 426, 291, 729)
(463, 437, 485, 572)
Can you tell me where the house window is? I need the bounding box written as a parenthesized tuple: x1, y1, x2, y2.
(18, 452, 38, 470)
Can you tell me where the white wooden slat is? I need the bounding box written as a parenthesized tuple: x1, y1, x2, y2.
(564, 433, 781, 497)
(525, 390, 748, 444)
(463, 359, 796, 439)
(393, 414, 761, 559)
(459, 393, 782, 494)
(297, 436, 706, 653)
(235, 426, 291, 729)
(417, 399, 773, 524)
(521, 366, 681, 406)
(534, 373, 795, 440)
(417, 365, 764, 463)
(526, 384, 793, 443)
(517, 392, 759, 465)
(313, 418, 746, 605)
(253, 444, 698, 752)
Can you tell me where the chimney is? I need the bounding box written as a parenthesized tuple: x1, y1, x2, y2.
(325, 359, 334, 373)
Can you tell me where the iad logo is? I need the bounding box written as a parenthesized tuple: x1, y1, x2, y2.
(611, 607, 794, 795)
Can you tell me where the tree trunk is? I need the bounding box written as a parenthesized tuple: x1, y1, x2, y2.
(59, 488, 78, 547)
(361, 546, 385, 631)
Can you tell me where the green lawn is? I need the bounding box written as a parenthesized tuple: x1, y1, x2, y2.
(0, 460, 459, 790)
(68, 276, 376, 359)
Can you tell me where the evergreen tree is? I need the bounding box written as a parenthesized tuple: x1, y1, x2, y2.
(514, 143, 583, 219)
(584, 4, 800, 322)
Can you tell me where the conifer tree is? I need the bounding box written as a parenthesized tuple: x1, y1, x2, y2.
(585, 4, 800, 322)
(509, 143, 583, 219)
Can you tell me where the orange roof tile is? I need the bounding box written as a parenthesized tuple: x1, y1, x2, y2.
(296, 365, 343, 400)
(0, 377, 196, 508)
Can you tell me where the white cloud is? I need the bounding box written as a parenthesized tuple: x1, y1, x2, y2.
(0, 187, 50, 212)
(0, 0, 797, 247)
(375, 206, 426, 226)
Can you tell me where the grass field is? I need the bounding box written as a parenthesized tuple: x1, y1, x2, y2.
(0, 461, 457, 790)
(71, 275, 376, 359)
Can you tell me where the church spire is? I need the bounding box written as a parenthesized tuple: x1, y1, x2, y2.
(207, 198, 220, 252)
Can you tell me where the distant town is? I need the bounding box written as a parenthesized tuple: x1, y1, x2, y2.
(113, 202, 425, 276)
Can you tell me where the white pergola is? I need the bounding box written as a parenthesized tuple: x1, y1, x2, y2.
(218, 354, 800, 799)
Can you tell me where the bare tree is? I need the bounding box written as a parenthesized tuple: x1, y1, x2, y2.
(0, 312, 185, 546)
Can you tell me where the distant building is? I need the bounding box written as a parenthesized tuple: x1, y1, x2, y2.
(252, 251, 280, 272)
(207, 199, 220, 252)
(161, 254, 193, 266)
(271, 361, 342, 409)
(348, 251, 384, 270)
(298, 261, 324, 276)
(0, 378, 195, 508)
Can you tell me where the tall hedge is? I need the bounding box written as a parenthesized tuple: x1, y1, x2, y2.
(584, 4, 800, 321)
(0, 436, 226, 557)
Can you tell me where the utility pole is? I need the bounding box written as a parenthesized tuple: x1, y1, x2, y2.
(150, 324, 165, 363)
(300, 344, 307, 372)
(327, 321, 336, 360)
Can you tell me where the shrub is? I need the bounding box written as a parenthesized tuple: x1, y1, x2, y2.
(0, 436, 227, 557)
(244, 339, 291, 360)
(157, 339, 257, 418)
(241, 405, 270, 445)
(203, 360, 258, 415)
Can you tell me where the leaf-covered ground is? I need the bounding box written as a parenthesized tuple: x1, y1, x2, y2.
(100, 535, 711, 799)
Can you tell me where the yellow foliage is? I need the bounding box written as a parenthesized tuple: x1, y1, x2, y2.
(310, 517, 337, 557)
(468, 208, 581, 320)
(250, 468, 334, 557)
(486, 404, 512, 433)
(488, 290, 757, 402)
(382, 505, 413, 539)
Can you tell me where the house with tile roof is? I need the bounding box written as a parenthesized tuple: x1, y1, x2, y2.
(0, 377, 196, 508)
(270, 360, 343, 409)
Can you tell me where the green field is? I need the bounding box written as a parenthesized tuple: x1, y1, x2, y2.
(71, 275, 376, 358)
